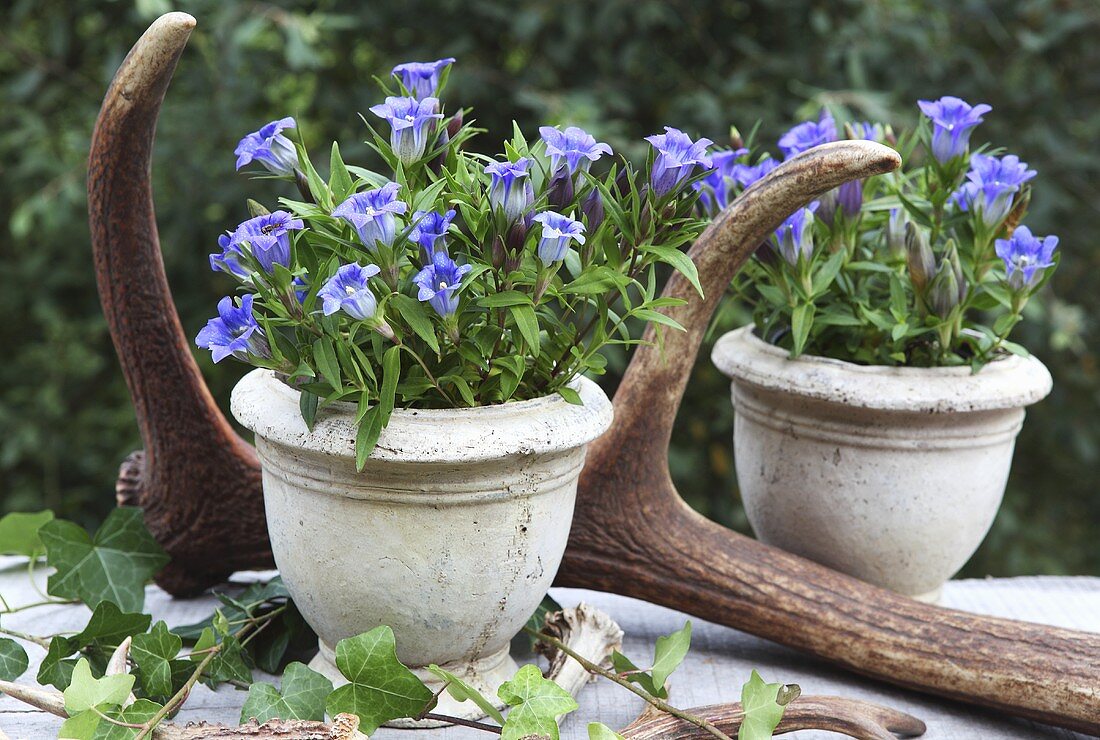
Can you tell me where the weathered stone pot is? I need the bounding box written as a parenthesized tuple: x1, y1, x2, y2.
(711, 326, 1052, 602)
(231, 369, 612, 723)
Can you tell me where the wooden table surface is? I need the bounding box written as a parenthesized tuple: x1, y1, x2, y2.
(0, 557, 1096, 739)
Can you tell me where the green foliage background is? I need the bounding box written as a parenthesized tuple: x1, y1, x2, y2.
(1, 0, 1097, 576)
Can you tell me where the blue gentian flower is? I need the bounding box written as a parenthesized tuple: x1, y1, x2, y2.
(733, 156, 779, 189)
(195, 294, 270, 363)
(773, 203, 819, 266)
(532, 210, 586, 263)
(886, 208, 907, 258)
(995, 226, 1058, 291)
(292, 275, 309, 303)
(917, 96, 992, 163)
(694, 148, 747, 215)
(369, 96, 444, 166)
(332, 183, 408, 252)
(229, 210, 304, 273)
(778, 111, 837, 159)
(392, 58, 456, 99)
(485, 158, 534, 223)
(410, 209, 457, 263)
(953, 153, 1037, 228)
(539, 125, 613, 176)
(836, 180, 863, 218)
(413, 251, 473, 317)
(234, 117, 299, 175)
(209, 233, 251, 280)
(848, 121, 884, 142)
(318, 263, 383, 320)
(645, 127, 713, 196)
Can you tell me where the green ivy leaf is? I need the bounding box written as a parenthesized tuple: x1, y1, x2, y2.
(130, 621, 183, 698)
(0, 637, 28, 680)
(38, 637, 78, 690)
(240, 661, 332, 723)
(324, 626, 434, 734)
(588, 722, 626, 739)
(425, 664, 505, 725)
(191, 628, 253, 688)
(69, 602, 153, 652)
(610, 650, 661, 697)
(738, 670, 786, 740)
(40, 508, 169, 612)
(63, 658, 135, 714)
(0, 510, 54, 556)
(498, 663, 578, 740)
(60, 698, 164, 740)
(650, 621, 691, 690)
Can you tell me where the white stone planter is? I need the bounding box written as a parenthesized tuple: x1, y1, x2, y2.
(711, 326, 1052, 602)
(231, 369, 612, 723)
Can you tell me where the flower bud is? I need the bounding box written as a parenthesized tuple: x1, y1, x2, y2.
(491, 235, 506, 269)
(582, 189, 605, 231)
(929, 241, 967, 318)
(729, 125, 744, 150)
(247, 199, 271, 218)
(1002, 186, 1031, 238)
(546, 169, 574, 209)
(886, 208, 907, 261)
(506, 220, 528, 253)
(905, 222, 935, 293)
(447, 109, 464, 140)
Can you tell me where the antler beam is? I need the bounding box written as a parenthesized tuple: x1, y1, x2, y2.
(87, 13, 1100, 734)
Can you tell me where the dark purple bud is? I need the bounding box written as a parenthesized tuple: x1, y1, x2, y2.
(906, 222, 935, 293)
(755, 240, 778, 267)
(837, 179, 863, 218)
(546, 169, 574, 209)
(613, 168, 633, 199)
(729, 125, 744, 151)
(506, 220, 528, 253)
(447, 110, 464, 140)
(582, 189, 605, 231)
(295, 170, 314, 203)
(491, 235, 506, 269)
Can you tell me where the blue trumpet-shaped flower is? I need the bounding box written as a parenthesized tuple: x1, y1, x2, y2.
(332, 183, 408, 252)
(778, 112, 836, 159)
(953, 153, 1036, 229)
(410, 209, 457, 264)
(733, 156, 779, 189)
(694, 148, 747, 215)
(485, 158, 534, 223)
(209, 233, 251, 280)
(369, 96, 444, 166)
(645, 127, 713, 196)
(392, 58, 456, 99)
(234, 117, 299, 175)
(995, 226, 1058, 291)
(532, 210, 586, 263)
(414, 251, 473, 317)
(773, 203, 819, 266)
(195, 294, 270, 363)
(917, 96, 991, 163)
(318, 263, 383, 320)
(229, 211, 304, 273)
(539, 125, 613, 176)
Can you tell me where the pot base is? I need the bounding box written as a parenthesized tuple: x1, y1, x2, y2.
(308, 641, 516, 727)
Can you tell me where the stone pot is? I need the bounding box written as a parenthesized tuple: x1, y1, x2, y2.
(231, 369, 613, 723)
(711, 326, 1052, 602)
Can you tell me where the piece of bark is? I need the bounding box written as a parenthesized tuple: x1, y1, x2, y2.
(536, 604, 624, 699)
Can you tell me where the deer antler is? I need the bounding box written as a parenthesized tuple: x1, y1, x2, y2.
(88, 12, 1100, 734)
(87, 11, 273, 595)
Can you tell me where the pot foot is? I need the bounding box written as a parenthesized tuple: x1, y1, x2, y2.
(308, 641, 516, 728)
(909, 585, 944, 604)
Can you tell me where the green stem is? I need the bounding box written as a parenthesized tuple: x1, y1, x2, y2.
(0, 626, 50, 649)
(524, 627, 735, 740)
(420, 713, 502, 734)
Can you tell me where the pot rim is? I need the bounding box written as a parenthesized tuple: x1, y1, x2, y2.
(711, 325, 1052, 413)
(231, 368, 614, 464)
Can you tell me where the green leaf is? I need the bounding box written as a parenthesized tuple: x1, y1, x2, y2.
(40, 508, 168, 612)
(313, 338, 342, 391)
(425, 664, 506, 725)
(191, 629, 253, 687)
(325, 626, 434, 734)
(477, 290, 533, 308)
(631, 308, 685, 332)
(556, 386, 583, 405)
(790, 304, 814, 356)
(498, 663, 578, 740)
(63, 658, 135, 714)
(299, 390, 320, 431)
(0, 638, 28, 680)
(240, 662, 332, 723)
(588, 723, 626, 740)
(643, 245, 703, 298)
(650, 621, 691, 690)
(38, 637, 78, 690)
(510, 304, 541, 358)
(380, 345, 401, 420)
(329, 142, 354, 201)
(130, 621, 183, 698)
(391, 293, 440, 353)
(95, 699, 163, 739)
(738, 670, 786, 740)
(70, 602, 152, 652)
(609, 650, 661, 697)
(57, 709, 100, 740)
(0, 510, 54, 556)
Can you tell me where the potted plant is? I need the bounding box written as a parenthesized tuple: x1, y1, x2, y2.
(709, 99, 1056, 602)
(196, 58, 710, 720)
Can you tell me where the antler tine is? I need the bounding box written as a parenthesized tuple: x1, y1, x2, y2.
(88, 13, 273, 595)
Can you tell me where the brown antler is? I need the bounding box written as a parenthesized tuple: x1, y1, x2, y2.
(87, 12, 273, 594)
(89, 13, 1100, 734)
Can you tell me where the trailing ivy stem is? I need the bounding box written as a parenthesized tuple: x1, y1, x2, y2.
(0, 626, 49, 648)
(525, 627, 734, 740)
(0, 597, 78, 617)
(135, 647, 217, 739)
(420, 713, 503, 734)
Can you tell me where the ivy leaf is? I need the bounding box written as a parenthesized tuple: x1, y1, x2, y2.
(498, 663, 578, 740)
(240, 661, 332, 723)
(38, 637, 79, 690)
(324, 626, 434, 734)
(650, 621, 691, 691)
(0, 637, 28, 680)
(70, 602, 152, 651)
(425, 664, 505, 725)
(588, 722, 626, 739)
(191, 628, 253, 687)
(60, 698, 164, 740)
(610, 651, 661, 697)
(40, 508, 169, 612)
(0, 510, 54, 556)
(63, 658, 135, 714)
(130, 621, 183, 698)
(737, 670, 787, 740)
